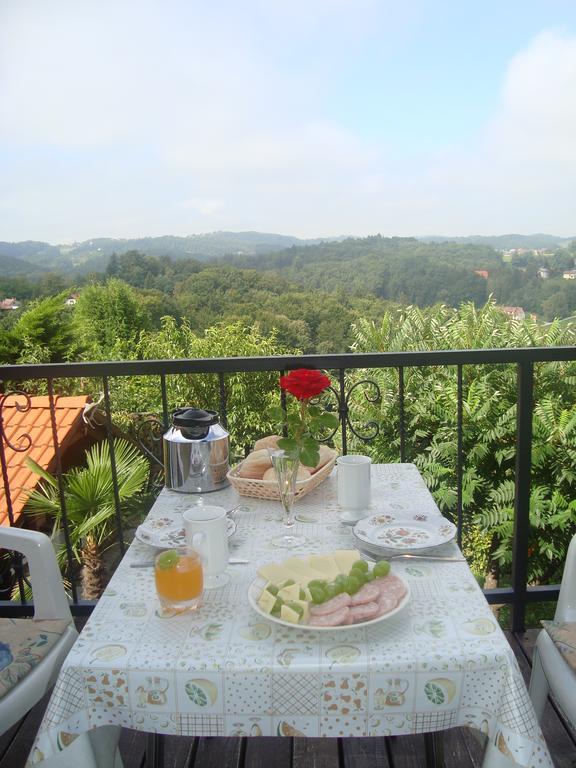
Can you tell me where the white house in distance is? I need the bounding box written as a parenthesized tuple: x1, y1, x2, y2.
(499, 306, 526, 321)
(64, 293, 80, 306)
(0, 298, 21, 311)
(562, 269, 576, 280)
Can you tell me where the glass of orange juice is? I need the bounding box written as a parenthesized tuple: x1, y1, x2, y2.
(154, 548, 203, 612)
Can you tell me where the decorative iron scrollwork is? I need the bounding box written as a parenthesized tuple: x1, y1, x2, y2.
(344, 379, 381, 442)
(0, 391, 32, 452)
(312, 378, 382, 444)
(133, 416, 165, 468)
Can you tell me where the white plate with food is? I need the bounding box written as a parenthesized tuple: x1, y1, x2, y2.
(135, 516, 236, 549)
(248, 549, 410, 631)
(352, 514, 456, 553)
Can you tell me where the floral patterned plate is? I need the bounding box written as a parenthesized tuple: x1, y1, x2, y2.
(135, 517, 236, 548)
(352, 514, 456, 552)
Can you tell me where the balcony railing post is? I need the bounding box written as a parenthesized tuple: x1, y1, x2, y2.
(511, 361, 534, 633)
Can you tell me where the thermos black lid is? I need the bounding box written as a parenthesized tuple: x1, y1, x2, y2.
(172, 408, 219, 440)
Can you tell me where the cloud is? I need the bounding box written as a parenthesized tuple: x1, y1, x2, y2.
(0, 4, 575, 241)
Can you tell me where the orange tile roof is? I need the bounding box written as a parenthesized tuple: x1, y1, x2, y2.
(0, 395, 90, 526)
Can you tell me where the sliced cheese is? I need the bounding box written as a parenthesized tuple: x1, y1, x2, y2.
(282, 557, 328, 582)
(257, 563, 297, 585)
(278, 583, 300, 602)
(280, 604, 301, 624)
(257, 589, 277, 615)
(307, 554, 341, 581)
(333, 549, 362, 574)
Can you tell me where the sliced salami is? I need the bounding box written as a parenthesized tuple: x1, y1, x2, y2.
(308, 606, 351, 627)
(377, 593, 398, 616)
(373, 575, 407, 601)
(349, 601, 380, 622)
(310, 593, 352, 616)
(350, 582, 380, 606)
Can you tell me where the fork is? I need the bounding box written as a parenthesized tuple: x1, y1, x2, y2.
(361, 552, 465, 563)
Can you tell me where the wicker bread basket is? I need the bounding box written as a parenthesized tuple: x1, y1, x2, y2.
(227, 451, 337, 501)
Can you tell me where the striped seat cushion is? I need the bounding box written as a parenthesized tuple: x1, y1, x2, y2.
(0, 618, 71, 698)
(542, 620, 576, 673)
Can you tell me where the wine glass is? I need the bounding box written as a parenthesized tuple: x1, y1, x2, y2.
(268, 450, 306, 548)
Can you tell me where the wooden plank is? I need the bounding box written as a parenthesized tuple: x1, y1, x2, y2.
(292, 737, 339, 768)
(386, 735, 426, 768)
(0, 721, 22, 763)
(161, 735, 197, 768)
(117, 728, 146, 768)
(507, 631, 576, 768)
(243, 737, 291, 768)
(341, 736, 390, 768)
(192, 737, 243, 768)
(0, 691, 51, 768)
(441, 730, 482, 768)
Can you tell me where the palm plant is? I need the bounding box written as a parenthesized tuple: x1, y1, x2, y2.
(24, 439, 150, 599)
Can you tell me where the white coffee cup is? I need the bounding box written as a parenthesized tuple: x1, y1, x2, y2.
(183, 505, 229, 588)
(337, 455, 371, 511)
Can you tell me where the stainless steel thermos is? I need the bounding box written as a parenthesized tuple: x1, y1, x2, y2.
(163, 408, 230, 493)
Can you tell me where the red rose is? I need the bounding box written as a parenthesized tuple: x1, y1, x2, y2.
(279, 369, 331, 401)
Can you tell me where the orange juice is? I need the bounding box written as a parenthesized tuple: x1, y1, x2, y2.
(154, 549, 203, 611)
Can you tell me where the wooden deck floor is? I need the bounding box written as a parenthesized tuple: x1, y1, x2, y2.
(1, 631, 574, 768)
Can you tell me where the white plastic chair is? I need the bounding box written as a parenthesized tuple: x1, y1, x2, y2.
(0, 526, 78, 735)
(528, 532, 576, 728)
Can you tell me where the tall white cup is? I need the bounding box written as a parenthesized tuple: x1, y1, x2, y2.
(337, 455, 371, 511)
(183, 505, 229, 589)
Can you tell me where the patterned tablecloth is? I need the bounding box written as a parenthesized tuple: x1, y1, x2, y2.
(28, 464, 552, 767)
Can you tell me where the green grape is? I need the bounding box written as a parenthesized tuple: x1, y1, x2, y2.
(272, 597, 284, 614)
(299, 588, 307, 600)
(324, 583, 337, 600)
(308, 579, 328, 591)
(354, 571, 368, 586)
(287, 602, 304, 618)
(331, 579, 345, 596)
(280, 579, 295, 588)
(334, 574, 348, 589)
(365, 570, 376, 582)
(373, 560, 391, 578)
(309, 586, 327, 604)
(350, 559, 369, 574)
(345, 575, 362, 594)
(266, 584, 279, 596)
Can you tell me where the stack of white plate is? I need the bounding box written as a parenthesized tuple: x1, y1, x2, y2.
(352, 511, 457, 557)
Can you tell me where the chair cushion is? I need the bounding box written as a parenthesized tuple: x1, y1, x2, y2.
(541, 620, 576, 673)
(0, 618, 71, 699)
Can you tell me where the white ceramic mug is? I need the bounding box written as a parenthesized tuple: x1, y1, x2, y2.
(337, 455, 371, 511)
(183, 505, 229, 588)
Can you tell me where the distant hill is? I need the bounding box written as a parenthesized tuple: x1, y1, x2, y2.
(419, 233, 575, 250)
(0, 232, 342, 274)
(0, 249, 49, 277)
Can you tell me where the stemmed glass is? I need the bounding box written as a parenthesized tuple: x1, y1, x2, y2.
(269, 450, 306, 548)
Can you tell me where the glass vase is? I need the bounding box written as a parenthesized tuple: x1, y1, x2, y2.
(269, 450, 306, 548)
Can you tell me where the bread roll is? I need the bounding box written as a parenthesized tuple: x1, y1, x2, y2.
(263, 466, 312, 482)
(310, 445, 336, 474)
(236, 449, 272, 479)
(254, 434, 282, 451)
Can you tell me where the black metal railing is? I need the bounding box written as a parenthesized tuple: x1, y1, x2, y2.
(2, 346, 576, 631)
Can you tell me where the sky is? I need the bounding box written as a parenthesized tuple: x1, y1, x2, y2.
(1, 0, 576, 243)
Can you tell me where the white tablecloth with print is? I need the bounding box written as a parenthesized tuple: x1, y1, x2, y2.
(28, 464, 552, 768)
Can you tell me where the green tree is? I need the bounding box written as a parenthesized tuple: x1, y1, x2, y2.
(111, 318, 296, 454)
(74, 278, 151, 359)
(350, 301, 576, 585)
(11, 294, 75, 363)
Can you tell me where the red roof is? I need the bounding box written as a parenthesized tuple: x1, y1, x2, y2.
(0, 395, 90, 526)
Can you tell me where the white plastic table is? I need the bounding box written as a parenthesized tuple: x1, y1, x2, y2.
(27, 464, 552, 768)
